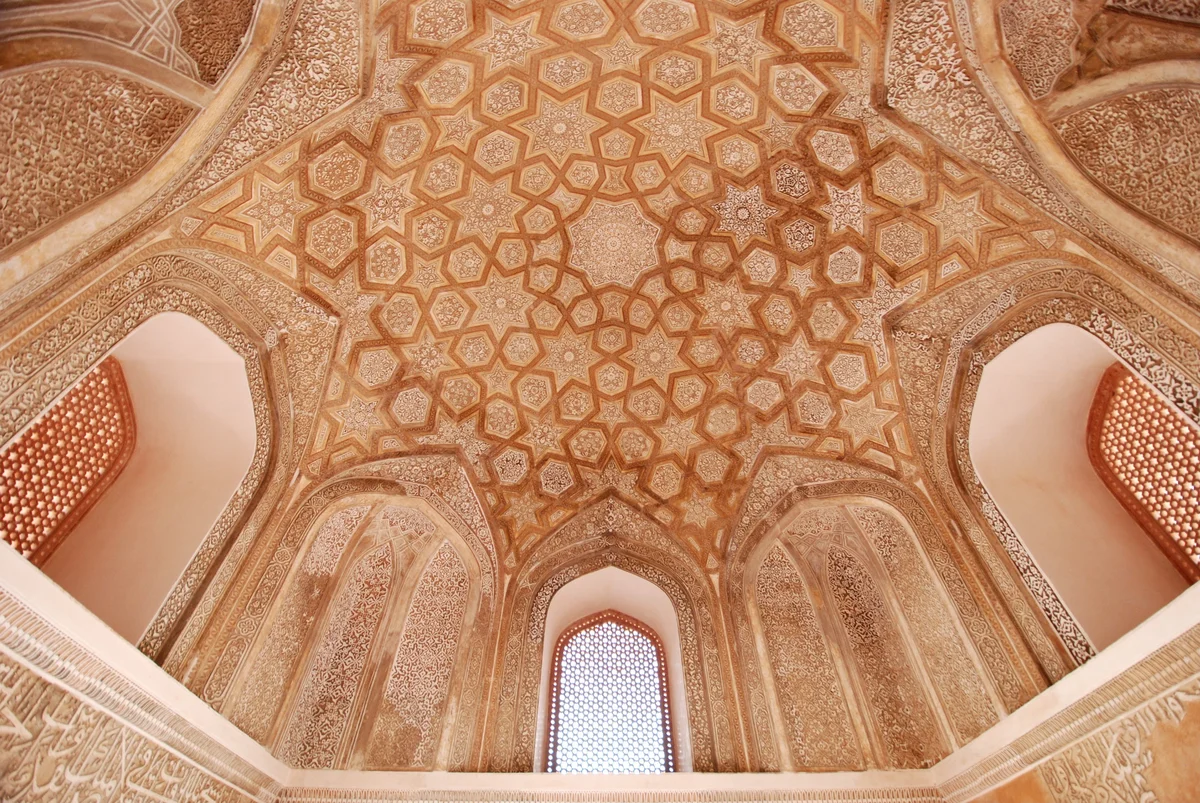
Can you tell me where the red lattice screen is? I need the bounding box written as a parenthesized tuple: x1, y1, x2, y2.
(0, 358, 135, 565)
(1089, 363, 1200, 582)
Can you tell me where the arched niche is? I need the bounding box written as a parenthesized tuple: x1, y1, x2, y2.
(194, 455, 498, 771)
(485, 496, 739, 773)
(0, 247, 334, 665)
(36, 312, 256, 643)
(534, 566, 693, 771)
(892, 261, 1200, 676)
(260, 494, 484, 771)
(726, 454, 1037, 771)
(971, 322, 1190, 650)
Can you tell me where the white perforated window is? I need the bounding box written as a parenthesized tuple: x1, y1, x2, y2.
(546, 611, 675, 773)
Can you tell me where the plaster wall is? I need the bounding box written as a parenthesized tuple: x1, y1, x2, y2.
(969, 323, 1187, 651)
(42, 312, 257, 644)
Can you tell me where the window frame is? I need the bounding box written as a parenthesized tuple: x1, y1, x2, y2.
(545, 609, 676, 774)
(1088, 362, 1200, 583)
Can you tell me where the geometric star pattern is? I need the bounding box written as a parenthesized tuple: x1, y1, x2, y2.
(171, 0, 1081, 562)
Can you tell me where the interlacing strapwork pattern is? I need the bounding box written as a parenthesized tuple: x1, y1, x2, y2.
(0, 358, 134, 565)
(1090, 364, 1200, 581)
(547, 612, 674, 774)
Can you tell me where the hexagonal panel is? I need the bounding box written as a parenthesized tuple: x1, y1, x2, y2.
(382, 293, 420, 337)
(634, 0, 699, 39)
(651, 52, 700, 90)
(810, 129, 856, 171)
(476, 131, 520, 170)
(442, 376, 480, 412)
(712, 80, 757, 122)
(423, 155, 463, 195)
(695, 449, 731, 483)
(743, 248, 779, 283)
(540, 460, 575, 495)
(778, 0, 843, 50)
(705, 401, 740, 438)
(430, 290, 469, 332)
(873, 156, 927, 206)
(391, 386, 431, 426)
(493, 447, 530, 484)
(553, 0, 613, 39)
(649, 461, 683, 498)
(357, 348, 398, 387)
(771, 64, 827, 113)
(746, 378, 784, 412)
(382, 121, 429, 168)
(617, 426, 652, 461)
(543, 55, 591, 90)
(419, 61, 471, 107)
(808, 299, 846, 340)
(309, 143, 366, 199)
(518, 374, 553, 410)
(484, 79, 526, 118)
(366, 236, 407, 284)
(828, 351, 869, 391)
(826, 245, 863, 284)
(598, 78, 642, 116)
(410, 0, 470, 43)
(486, 399, 519, 438)
(878, 219, 928, 268)
(305, 211, 357, 268)
(717, 136, 759, 175)
(795, 389, 835, 427)
(569, 428, 607, 462)
(673, 375, 707, 410)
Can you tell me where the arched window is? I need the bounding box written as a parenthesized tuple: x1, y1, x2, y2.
(546, 610, 675, 773)
(1089, 363, 1200, 582)
(0, 357, 135, 564)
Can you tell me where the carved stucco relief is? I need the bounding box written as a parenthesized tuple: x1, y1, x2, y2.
(894, 262, 1200, 675)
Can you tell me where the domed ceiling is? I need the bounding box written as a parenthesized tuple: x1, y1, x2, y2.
(2, 0, 1199, 570)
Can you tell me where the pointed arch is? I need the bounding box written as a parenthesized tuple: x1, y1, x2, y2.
(485, 496, 740, 772)
(727, 455, 1022, 771)
(894, 260, 1200, 672)
(0, 244, 335, 664)
(197, 454, 498, 771)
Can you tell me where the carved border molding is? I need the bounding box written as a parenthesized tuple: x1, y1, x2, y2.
(0, 583, 280, 800)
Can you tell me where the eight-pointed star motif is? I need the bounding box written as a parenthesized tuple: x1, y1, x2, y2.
(635, 95, 718, 164)
(712, 184, 779, 245)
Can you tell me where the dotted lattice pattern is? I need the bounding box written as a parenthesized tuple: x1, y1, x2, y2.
(0, 358, 135, 565)
(1091, 364, 1200, 581)
(547, 611, 674, 773)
